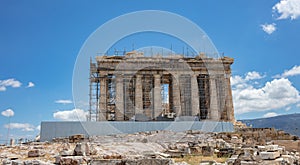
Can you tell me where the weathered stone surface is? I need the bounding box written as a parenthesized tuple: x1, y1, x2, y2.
(201, 146, 214, 156)
(281, 154, 296, 164)
(69, 134, 84, 143)
(260, 151, 280, 160)
(58, 156, 83, 165)
(73, 143, 89, 156)
(165, 150, 184, 158)
(1, 129, 300, 165)
(28, 149, 44, 157)
(11, 160, 22, 165)
(231, 136, 242, 144)
(257, 146, 266, 152)
(240, 160, 258, 165)
(23, 160, 50, 165)
(90, 159, 123, 165)
(265, 145, 278, 151)
(59, 150, 73, 156)
(90, 158, 172, 165)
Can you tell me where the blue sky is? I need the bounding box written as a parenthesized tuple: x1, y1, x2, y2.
(1, 0, 300, 140)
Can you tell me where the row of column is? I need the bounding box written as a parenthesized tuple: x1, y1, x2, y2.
(98, 73, 234, 121)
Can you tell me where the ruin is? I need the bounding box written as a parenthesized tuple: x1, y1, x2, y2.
(88, 51, 235, 122)
(40, 51, 236, 141)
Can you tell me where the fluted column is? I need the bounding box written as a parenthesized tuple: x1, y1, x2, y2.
(115, 74, 124, 121)
(154, 74, 162, 119)
(135, 74, 143, 115)
(99, 74, 107, 121)
(172, 74, 181, 116)
(209, 75, 219, 121)
(191, 73, 200, 117)
(225, 73, 235, 122)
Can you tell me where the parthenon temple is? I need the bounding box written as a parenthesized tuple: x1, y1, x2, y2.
(89, 51, 235, 122)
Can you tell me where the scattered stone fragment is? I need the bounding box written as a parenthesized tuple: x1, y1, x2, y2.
(1, 129, 300, 165)
(27, 149, 44, 157)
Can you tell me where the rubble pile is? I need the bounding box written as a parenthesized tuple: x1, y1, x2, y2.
(0, 128, 299, 165)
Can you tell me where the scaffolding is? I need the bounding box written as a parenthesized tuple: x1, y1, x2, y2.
(88, 51, 235, 122)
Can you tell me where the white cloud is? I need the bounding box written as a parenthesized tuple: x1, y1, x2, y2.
(232, 71, 300, 114)
(0, 86, 6, 91)
(245, 71, 264, 81)
(282, 65, 300, 77)
(273, 0, 300, 20)
(4, 123, 35, 132)
(261, 23, 276, 34)
(0, 78, 22, 91)
(297, 103, 300, 108)
(1, 109, 14, 117)
(55, 99, 73, 104)
(263, 112, 279, 118)
(27, 82, 35, 88)
(285, 106, 292, 111)
(53, 108, 87, 121)
(231, 71, 264, 89)
(273, 65, 300, 78)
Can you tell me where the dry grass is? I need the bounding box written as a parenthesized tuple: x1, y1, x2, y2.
(273, 140, 300, 152)
(173, 154, 228, 165)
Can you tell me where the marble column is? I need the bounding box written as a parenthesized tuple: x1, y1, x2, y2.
(115, 74, 124, 121)
(172, 74, 181, 116)
(209, 75, 219, 121)
(225, 73, 235, 122)
(135, 74, 143, 115)
(191, 73, 200, 117)
(154, 74, 162, 119)
(99, 75, 107, 121)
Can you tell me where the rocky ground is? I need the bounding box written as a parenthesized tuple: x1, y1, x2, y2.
(1, 127, 300, 165)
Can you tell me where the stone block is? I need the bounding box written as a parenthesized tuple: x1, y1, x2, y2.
(257, 146, 266, 152)
(201, 146, 214, 157)
(165, 150, 184, 158)
(74, 143, 90, 156)
(266, 145, 278, 151)
(58, 156, 83, 165)
(260, 151, 280, 160)
(217, 148, 234, 158)
(199, 160, 217, 165)
(262, 158, 285, 165)
(190, 146, 201, 155)
(282, 155, 295, 164)
(60, 150, 74, 156)
(231, 136, 242, 144)
(244, 148, 258, 157)
(69, 134, 84, 143)
(28, 149, 44, 157)
(11, 160, 22, 165)
(240, 161, 258, 165)
(90, 159, 123, 165)
(23, 160, 48, 165)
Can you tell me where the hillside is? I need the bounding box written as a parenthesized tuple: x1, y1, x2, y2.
(240, 113, 300, 137)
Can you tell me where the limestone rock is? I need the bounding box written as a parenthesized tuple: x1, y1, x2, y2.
(201, 146, 214, 156)
(74, 143, 89, 156)
(58, 156, 83, 165)
(28, 149, 44, 157)
(265, 145, 278, 151)
(59, 150, 74, 156)
(260, 151, 280, 160)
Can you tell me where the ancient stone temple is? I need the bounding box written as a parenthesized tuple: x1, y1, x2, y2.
(89, 51, 234, 122)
